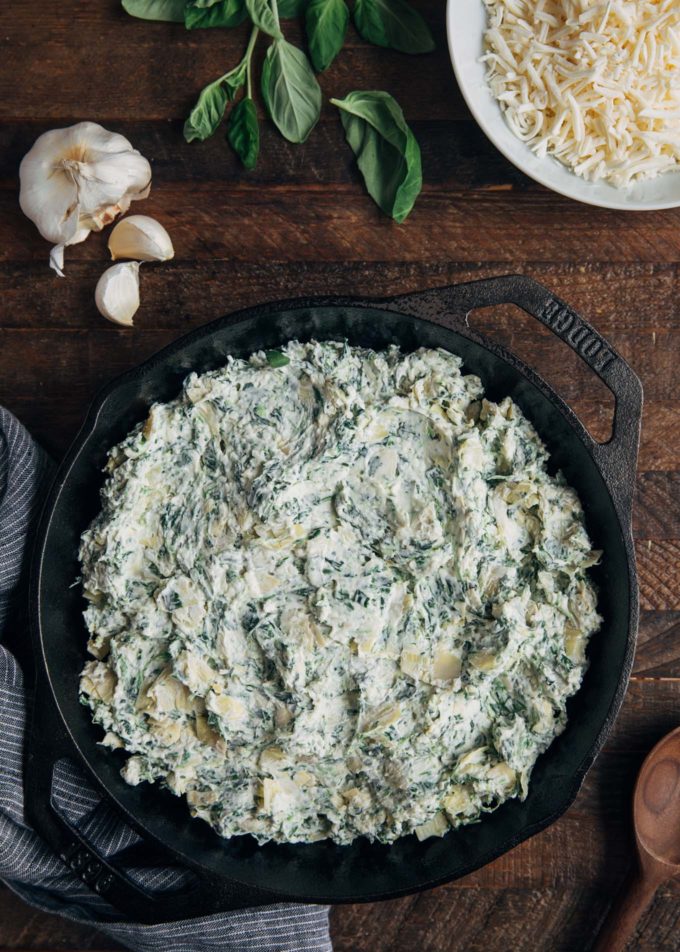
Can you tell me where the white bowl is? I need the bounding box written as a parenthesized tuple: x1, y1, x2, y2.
(446, 0, 680, 211)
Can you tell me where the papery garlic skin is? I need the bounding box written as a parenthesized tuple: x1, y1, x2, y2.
(19, 122, 152, 277)
(109, 215, 174, 262)
(95, 262, 141, 327)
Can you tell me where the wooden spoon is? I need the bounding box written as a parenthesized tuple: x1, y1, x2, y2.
(594, 726, 680, 952)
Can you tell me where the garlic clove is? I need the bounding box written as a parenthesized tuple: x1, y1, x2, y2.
(19, 121, 152, 276)
(108, 215, 174, 262)
(95, 262, 141, 327)
(49, 245, 66, 279)
(50, 226, 92, 278)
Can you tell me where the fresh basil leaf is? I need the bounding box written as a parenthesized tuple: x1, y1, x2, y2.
(277, 0, 307, 16)
(122, 0, 187, 21)
(185, 0, 247, 28)
(331, 90, 422, 222)
(353, 0, 434, 54)
(184, 80, 229, 140)
(190, 0, 223, 6)
(184, 63, 246, 141)
(244, 0, 282, 37)
(227, 97, 260, 169)
(265, 350, 290, 367)
(261, 39, 322, 143)
(306, 0, 348, 72)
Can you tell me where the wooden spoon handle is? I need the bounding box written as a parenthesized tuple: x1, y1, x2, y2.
(593, 868, 660, 952)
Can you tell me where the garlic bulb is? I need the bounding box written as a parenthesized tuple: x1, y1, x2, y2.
(109, 215, 174, 262)
(95, 262, 140, 326)
(19, 122, 151, 277)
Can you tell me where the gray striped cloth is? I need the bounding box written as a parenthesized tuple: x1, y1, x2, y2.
(0, 406, 332, 952)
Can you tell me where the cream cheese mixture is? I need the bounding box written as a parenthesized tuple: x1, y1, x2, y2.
(79, 341, 601, 845)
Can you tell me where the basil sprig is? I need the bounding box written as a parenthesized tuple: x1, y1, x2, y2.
(331, 90, 421, 223)
(123, 0, 432, 217)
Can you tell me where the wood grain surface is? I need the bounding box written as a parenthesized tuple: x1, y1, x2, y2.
(1, 1, 679, 950)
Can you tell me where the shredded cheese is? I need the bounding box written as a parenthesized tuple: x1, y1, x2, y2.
(482, 0, 680, 186)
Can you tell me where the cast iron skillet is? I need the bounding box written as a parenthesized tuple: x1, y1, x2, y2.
(27, 275, 642, 923)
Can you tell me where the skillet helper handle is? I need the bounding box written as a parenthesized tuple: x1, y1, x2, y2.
(24, 689, 268, 923)
(387, 274, 643, 516)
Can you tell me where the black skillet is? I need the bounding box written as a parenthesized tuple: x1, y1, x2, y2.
(26, 275, 642, 922)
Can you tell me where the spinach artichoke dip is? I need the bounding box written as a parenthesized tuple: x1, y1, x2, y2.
(79, 341, 601, 846)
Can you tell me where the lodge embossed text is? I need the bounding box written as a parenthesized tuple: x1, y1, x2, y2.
(540, 299, 616, 372)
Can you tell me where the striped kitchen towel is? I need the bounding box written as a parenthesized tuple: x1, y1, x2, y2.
(0, 406, 332, 952)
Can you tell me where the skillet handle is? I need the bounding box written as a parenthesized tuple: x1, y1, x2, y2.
(24, 689, 276, 923)
(384, 274, 643, 517)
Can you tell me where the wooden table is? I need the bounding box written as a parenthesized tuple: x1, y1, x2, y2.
(1, 2, 679, 949)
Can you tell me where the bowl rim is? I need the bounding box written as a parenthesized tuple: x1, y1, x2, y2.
(445, 0, 680, 212)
